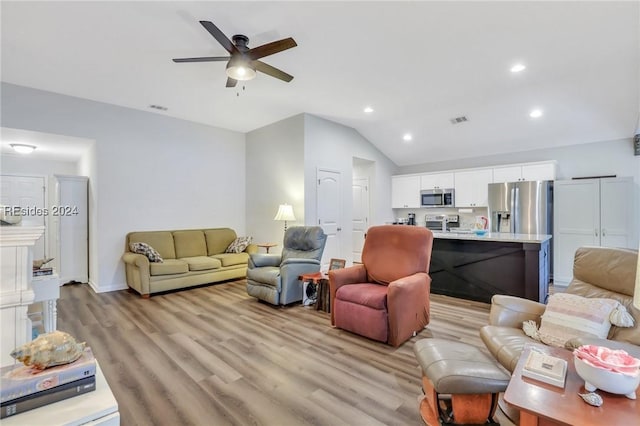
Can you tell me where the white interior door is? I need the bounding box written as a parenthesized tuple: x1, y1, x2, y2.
(352, 178, 369, 263)
(1, 175, 46, 259)
(317, 169, 341, 271)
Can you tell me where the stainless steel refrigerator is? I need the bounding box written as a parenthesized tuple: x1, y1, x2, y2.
(487, 181, 553, 235)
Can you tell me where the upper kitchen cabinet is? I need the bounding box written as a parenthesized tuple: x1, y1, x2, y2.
(454, 168, 493, 207)
(420, 172, 454, 190)
(553, 177, 634, 286)
(493, 162, 556, 183)
(392, 175, 420, 208)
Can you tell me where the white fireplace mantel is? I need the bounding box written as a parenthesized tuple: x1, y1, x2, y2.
(0, 225, 45, 366)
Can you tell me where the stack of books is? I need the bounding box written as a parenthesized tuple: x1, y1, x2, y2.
(32, 267, 53, 277)
(0, 347, 96, 419)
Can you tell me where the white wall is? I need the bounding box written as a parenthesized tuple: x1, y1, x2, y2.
(304, 114, 398, 264)
(1, 83, 246, 292)
(77, 141, 99, 288)
(245, 114, 305, 252)
(0, 155, 79, 176)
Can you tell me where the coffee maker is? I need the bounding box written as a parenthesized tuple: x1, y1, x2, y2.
(407, 213, 416, 226)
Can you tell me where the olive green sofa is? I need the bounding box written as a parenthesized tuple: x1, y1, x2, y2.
(122, 228, 257, 297)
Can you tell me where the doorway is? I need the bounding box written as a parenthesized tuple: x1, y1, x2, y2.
(352, 178, 369, 262)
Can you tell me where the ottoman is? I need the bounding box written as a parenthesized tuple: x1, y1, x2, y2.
(414, 338, 511, 425)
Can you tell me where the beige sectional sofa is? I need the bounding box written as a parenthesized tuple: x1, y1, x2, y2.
(122, 228, 257, 297)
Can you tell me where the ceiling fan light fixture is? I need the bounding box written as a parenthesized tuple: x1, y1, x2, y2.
(226, 59, 256, 81)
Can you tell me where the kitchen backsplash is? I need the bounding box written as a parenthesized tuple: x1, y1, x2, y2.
(392, 207, 489, 229)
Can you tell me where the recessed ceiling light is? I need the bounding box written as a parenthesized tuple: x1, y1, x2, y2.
(10, 144, 37, 154)
(510, 63, 526, 73)
(363, 106, 374, 113)
(529, 109, 543, 118)
(403, 133, 413, 142)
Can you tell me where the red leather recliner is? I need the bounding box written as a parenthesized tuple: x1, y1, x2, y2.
(329, 225, 434, 347)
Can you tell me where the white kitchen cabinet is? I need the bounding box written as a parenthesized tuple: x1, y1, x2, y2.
(420, 172, 454, 190)
(493, 162, 556, 183)
(553, 177, 634, 286)
(454, 169, 493, 207)
(49, 175, 88, 284)
(392, 175, 420, 208)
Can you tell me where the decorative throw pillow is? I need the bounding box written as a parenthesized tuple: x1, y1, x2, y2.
(225, 236, 252, 254)
(130, 242, 163, 263)
(522, 293, 634, 347)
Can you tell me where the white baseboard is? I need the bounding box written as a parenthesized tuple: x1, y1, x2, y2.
(87, 280, 127, 293)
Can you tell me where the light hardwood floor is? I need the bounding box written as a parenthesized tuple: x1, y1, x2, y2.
(58, 280, 491, 426)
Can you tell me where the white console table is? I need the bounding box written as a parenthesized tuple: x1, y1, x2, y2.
(2, 361, 120, 425)
(31, 273, 60, 332)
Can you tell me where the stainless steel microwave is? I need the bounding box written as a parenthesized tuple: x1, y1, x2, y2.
(421, 188, 454, 208)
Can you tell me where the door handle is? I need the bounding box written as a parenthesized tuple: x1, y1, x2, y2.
(602, 229, 605, 237)
(595, 229, 598, 237)
(337, 227, 342, 231)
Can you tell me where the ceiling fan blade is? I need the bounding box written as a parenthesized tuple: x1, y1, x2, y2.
(200, 20, 238, 54)
(254, 61, 294, 82)
(248, 38, 297, 60)
(172, 56, 230, 63)
(226, 77, 238, 88)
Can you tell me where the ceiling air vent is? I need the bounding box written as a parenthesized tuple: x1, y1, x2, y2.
(450, 116, 468, 125)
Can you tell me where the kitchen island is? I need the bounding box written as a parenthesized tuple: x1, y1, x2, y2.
(429, 231, 551, 304)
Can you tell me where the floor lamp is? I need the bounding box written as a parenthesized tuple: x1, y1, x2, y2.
(274, 204, 296, 233)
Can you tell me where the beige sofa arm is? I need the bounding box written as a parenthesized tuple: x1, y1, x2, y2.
(122, 252, 150, 268)
(122, 252, 151, 296)
(488, 294, 546, 328)
(245, 244, 258, 255)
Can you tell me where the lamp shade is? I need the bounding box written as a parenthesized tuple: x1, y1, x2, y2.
(274, 204, 296, 222)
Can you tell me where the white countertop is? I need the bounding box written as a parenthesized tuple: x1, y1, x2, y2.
(431, 231, 552, 243)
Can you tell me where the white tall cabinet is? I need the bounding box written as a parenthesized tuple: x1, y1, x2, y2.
(553, 177, 634, 286)
(49, 175, 89, 285)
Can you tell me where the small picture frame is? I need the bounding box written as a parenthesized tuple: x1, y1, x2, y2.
(329, 258, 346, 270)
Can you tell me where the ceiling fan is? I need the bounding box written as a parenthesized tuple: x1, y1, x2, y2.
(173, 20, 297, 88)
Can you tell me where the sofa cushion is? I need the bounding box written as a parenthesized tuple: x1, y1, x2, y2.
(150, 259, 189, 276)
(128, 231, 176, 259)
(211, 253, 249, 267)
(129, 242, 163, 262)
(173, 230, 207, 258)
(336, 283, 388, 310)
(226, 236, 253, 254)
(205, 228, 237, 255)
(181, 256, 222, 271)
(533, 293, 633, 348)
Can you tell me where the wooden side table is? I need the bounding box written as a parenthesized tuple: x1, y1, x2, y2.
(257, 243, 277, 253)
(298, 272, 330, 313)
(504, 344, 640, 426)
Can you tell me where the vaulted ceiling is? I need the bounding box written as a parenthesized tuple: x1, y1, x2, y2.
(2, 1, 638, 166)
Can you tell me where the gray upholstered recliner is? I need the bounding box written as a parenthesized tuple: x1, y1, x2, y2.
(246, 226, 327, 305)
